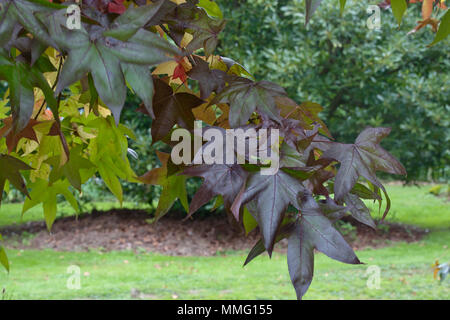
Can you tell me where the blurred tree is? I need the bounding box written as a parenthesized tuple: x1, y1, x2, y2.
(216, 0, 449, 181)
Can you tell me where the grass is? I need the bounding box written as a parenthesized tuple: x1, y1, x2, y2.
(0, 231, 448, 300)
(0, 184, 449, 300)
(365, 184, 449, 230)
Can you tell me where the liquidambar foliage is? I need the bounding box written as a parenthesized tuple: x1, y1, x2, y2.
(0, 0, 447, 299)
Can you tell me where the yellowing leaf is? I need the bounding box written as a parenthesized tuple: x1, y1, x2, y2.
(77, 125, 97, 140)
(180, 32, 194, 48)
(193, 102, 217, 125)
(0, 99, 9, 119)
(422, 0, 433, 20)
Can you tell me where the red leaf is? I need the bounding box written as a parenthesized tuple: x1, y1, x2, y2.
(173, 61, 188, 83)
(108, 0, 126, 14)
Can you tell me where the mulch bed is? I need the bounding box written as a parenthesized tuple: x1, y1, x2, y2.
(0, 209, 427, 256)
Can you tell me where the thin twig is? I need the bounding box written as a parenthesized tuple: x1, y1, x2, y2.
(34, 56, 64, 120)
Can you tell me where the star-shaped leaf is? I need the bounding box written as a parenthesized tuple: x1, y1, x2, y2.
(0, 0, 62, 48)
(40, 8, 181, 122)
(151, 78, 204, 142)
(276, 97, 332, 138)
(321, 127, 406, 201)
(187, 55, 226, 99)
(184, 10, 226, 56)
(231, 170, 307, 255)
(48, 145, 94, 192)
(429, 8, 450, 46)
(213, 76, 286, 128)
(288, 195, 361, 300)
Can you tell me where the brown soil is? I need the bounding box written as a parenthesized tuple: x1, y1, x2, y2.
(0, 209, 427, 256)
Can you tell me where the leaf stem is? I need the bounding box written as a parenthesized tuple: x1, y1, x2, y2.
(34, 56, 64, 120)
(159, 24, 197, 67)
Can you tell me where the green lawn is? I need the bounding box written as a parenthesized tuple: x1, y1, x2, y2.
(0, 185, 449, 300)
(364, 184, 450, 230)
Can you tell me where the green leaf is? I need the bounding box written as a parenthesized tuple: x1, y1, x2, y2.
(350, 182, 382, 200)
(339, 0, 346, 15)
(185, 10, 226, 56)
(213, 76, 286, 128)
(48, 145, 94, 191)
(41, 9, 180, 122)
(244, 222, 294, 266)
(122, 63, 154, 118)
(277, 99, 332, 138)
(0, 233, 9, 272)
(138, 152, 188, 220)
(243, 204, 258, 236)
(22, 179, 79, 231)
(198, 0, 223, 19)
(429, 9, 450, 46)
(0, 241, 9, 273)
(86, 117, 137, 202)
(211, 195, 224, 211)
(42, 194, 57, 230)
(391, 0, 407, 26)
(155, 174, 188, 220)
(0, 0, 61, 48)
(98, 161, 123, 205)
